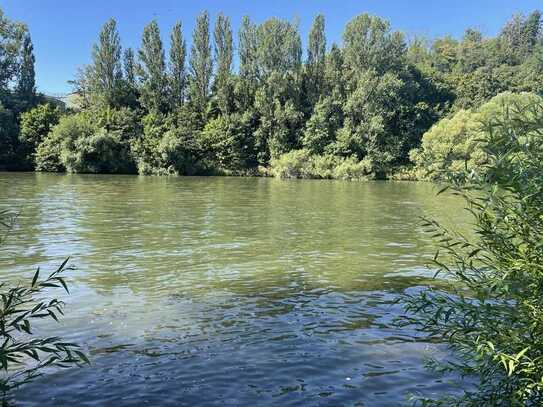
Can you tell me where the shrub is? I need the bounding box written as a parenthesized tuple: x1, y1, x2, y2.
(400, 93, 543, 405)
(411, 91, 543, 180)
(157, 128, 201, 175)
(270, 149, 372, 180)
(18, 104, 62, 168)
(200, 113, 258, 173)
(333, 156, 372, 180)
(270, 149, 313, 179)
(62, 129, 135, 174)
(132, 108, 205, 176)
(36, 112, 136, 174)
(35, 113, 95, 172)
(34, 133, 64, 172)
(410, 109, 483, 179)
(131, 112, 169, 175)
(309, 153, 339, 179)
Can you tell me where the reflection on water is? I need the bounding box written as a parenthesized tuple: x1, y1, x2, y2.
(0, 173, 467, 406)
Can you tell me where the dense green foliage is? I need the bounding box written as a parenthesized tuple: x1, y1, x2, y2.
(0, 212, 88, 404)
(401, 97, 543, 405)
(271, 149, 371, 180)
(19, 104, 61, 167)
(1, 8, 543, 178)
(411, 92, 543, 179)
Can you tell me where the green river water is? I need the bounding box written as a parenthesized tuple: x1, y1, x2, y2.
(0, 173, 468, 406)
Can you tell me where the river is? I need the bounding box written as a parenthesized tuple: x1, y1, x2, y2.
(0, 173, 467, 406)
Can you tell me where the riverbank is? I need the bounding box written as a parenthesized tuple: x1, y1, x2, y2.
(1, 159, 423, 182)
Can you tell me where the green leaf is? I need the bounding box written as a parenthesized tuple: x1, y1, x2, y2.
(31, 268, 40, 287)
(56, 277, 69, 294)
(75, 350, 90, 365)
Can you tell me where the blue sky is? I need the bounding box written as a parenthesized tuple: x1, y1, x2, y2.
(2, 0, 542, 93)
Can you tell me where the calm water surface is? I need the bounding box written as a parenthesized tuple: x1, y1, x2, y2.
(0, 173, 468, 406)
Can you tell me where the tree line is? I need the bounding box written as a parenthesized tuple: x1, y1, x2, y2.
(1, 8, 542, 178)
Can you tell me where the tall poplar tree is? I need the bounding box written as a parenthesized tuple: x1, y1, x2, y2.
(306, 14, 326, 107)
(121, 47, 139, 108)
(169, 21, 186, 109)
(90, 18, 123, 107)
(16, 33, 36, 105)
(123, 47, 136, 87)
(238, 16, 259, 110)
(138, 20, 168, 112)
(239, 16, 258, 81)
(213, 13, 233, 114)
(188, 11, 212, 115)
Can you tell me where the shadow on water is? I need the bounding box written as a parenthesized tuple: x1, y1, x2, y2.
(0, 173, 468, 406)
